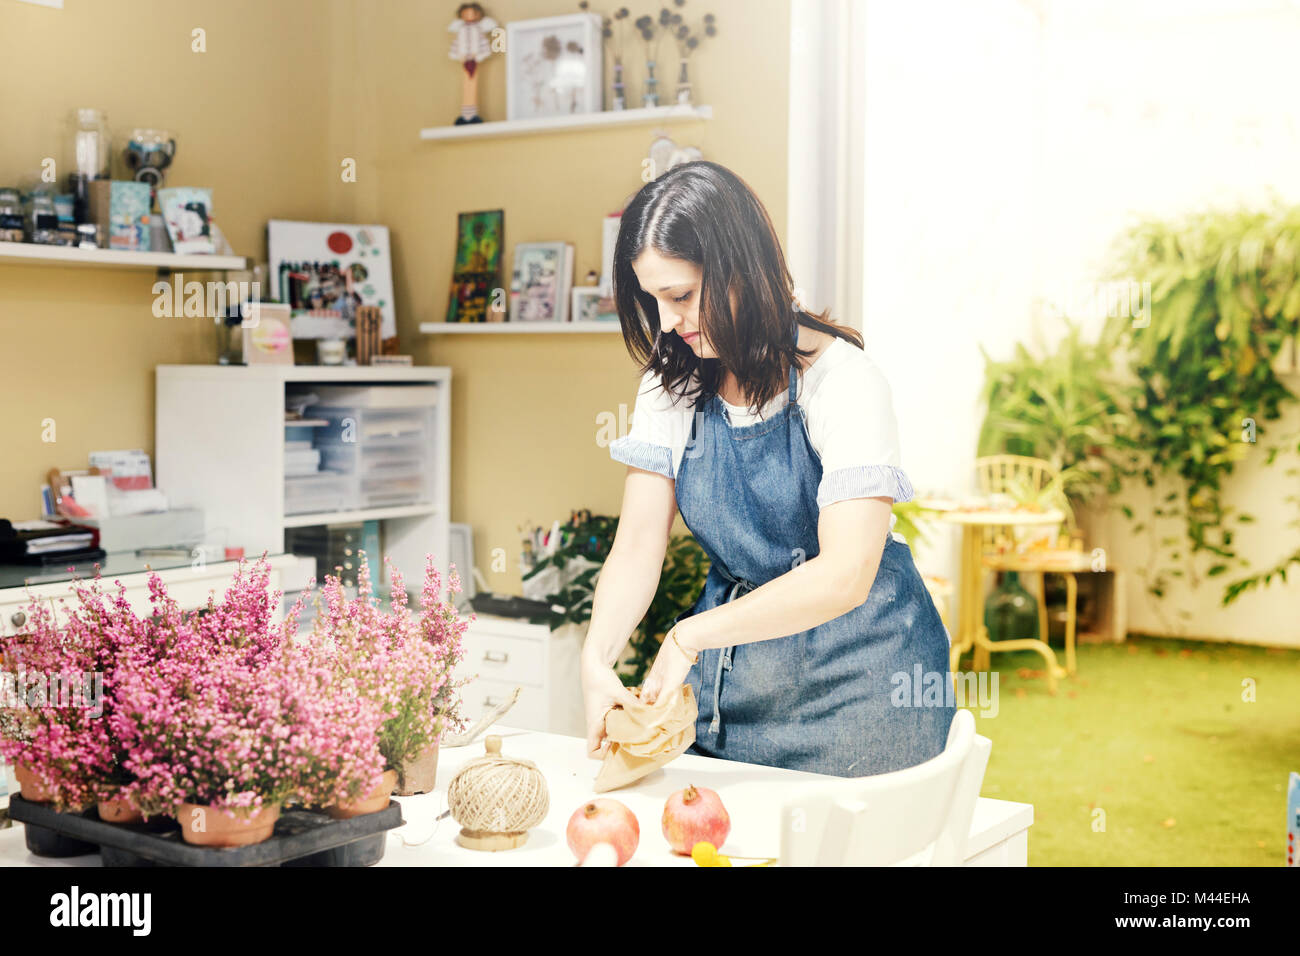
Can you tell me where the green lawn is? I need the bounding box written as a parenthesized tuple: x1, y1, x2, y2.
(962, 635, 1300, 866)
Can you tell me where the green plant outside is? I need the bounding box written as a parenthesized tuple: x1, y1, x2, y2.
(980, 205, 1300, 606)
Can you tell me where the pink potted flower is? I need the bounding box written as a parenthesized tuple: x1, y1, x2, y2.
(108, 559, 383, 845)
(0, 574, 147, 816)
(304, 554, 470, 806)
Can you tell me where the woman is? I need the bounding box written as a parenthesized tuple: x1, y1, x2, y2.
(582, 161, 954, 778)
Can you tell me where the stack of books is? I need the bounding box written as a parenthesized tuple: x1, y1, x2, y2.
(0, 519, 105, 566)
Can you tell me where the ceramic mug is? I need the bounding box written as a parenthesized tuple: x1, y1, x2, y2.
(316, 338, 347, 365)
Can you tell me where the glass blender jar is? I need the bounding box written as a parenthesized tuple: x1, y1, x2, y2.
(67, 108, 110, 224)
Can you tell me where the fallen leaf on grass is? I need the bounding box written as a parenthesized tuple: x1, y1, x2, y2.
(1162, 818, 1176, 828)
(1143, 754, 1156, 764)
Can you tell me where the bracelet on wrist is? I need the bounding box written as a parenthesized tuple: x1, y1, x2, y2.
(668, 624, 699, 665)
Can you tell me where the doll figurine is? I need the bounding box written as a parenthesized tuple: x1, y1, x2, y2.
(448, 2, 498, 125)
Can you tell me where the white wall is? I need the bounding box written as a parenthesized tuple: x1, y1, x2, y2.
(860, 0, 1300, 644)
(861, 0, 1043, 587)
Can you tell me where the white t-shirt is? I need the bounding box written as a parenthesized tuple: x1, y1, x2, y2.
(608, 337, 915, 509)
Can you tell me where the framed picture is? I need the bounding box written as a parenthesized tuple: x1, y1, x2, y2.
(447, 210, 505, 322)
(510, 241, 573, 323)
(572, 286, 602, 323)
(595, 294, 618, 322)
(241, 303, 294, 366)
(506, 13, 603, 121)
(599, 212, 620, 296)
(267, 220, 396, 341)
(158, 187, 214, 254)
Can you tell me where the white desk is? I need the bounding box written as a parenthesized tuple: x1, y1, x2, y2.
(0, 727, 1032, 867)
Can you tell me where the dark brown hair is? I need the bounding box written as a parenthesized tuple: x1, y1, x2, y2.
(613, 160, 863, 414)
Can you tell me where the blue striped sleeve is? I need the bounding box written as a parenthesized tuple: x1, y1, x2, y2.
(817, 464, 915, 508)
(609, 435, 674, 479)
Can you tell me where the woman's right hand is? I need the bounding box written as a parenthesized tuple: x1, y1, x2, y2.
(582, 654, 640, 760)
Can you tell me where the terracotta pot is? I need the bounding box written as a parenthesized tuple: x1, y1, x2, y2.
(177, 802, 281, 847)
(97, 796, 144, 824)
(14, 764, 55, 803)
(395, 743, 439, 796)
(327, 769, 399, 819)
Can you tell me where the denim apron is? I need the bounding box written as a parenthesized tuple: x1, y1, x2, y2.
(673, 325, 955, 777)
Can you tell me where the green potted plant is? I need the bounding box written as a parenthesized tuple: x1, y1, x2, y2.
(525, 511, 708, 686)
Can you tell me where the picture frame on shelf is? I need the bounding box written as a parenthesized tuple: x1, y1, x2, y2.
(446, 209, 505, 323)
(267, 220, 396, 343)
(241, 302, 294, 366)
(506, 13, 603, 122)
(509, 241, 573, 322)
(157, 187, 215, 254)
(572, 286, 602, 323)
(599, 212, 620, 296)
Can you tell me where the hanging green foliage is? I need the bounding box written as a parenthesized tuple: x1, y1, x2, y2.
(1103, 206, 1300, 602)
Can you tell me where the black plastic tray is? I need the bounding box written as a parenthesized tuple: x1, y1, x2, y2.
(8, 795, 404, 867)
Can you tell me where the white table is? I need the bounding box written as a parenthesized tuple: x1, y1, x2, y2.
(0, 728, 1032, 867)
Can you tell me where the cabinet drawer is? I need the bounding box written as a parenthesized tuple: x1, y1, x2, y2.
(460, 677, 548, 732)
(459, 630, 546, 688)
(0, 568, 283, 638)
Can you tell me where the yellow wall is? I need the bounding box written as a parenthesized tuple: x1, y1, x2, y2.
(0, 0, 791, 595)
(0, 0, 340, 511)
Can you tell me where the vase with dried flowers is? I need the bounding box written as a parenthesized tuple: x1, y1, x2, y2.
(635, 10, 675, 107)
(582, 3, 633, 110)
(668, 1, 717, 105)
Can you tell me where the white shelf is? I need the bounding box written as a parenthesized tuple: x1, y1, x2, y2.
(282, 503, 439, 529)
(420, 321, 622, 334)
(418, 104, 712, 142)
(157, 365, 451, 596)
(157, 364, 448, 382)
(0, 241, 249, 272)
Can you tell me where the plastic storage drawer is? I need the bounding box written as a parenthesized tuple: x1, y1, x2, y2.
(284, 472, 351, 516)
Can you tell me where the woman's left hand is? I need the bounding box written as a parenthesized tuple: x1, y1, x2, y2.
(641, 625, 699, 706)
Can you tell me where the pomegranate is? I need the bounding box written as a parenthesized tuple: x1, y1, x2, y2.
(662, 784, 730, 855)
(567, 799, 640, 866)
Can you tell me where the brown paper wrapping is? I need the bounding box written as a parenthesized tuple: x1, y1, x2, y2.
(593, 684, 697, 793)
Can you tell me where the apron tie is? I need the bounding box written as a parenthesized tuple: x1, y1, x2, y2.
(708, 576, 750, 735)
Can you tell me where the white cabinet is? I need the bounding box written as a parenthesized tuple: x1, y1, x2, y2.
(454, 616, 586, 737)
(0, 553, 314, 639)
(154, 365, 451, 595)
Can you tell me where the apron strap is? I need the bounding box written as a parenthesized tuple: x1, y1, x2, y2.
(709, 577, 748, 735)
(788, 318, 800, 405)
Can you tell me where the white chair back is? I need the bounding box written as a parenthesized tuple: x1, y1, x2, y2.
(777, 709, 991, 866)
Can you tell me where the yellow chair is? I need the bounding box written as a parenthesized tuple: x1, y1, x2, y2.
(973, 455, 1080, 676)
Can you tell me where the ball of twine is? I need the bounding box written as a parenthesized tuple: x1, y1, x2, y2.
(447, 735, 549, 833)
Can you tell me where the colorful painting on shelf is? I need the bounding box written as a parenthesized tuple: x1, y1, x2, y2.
(267, 220, 396, 340)
(446, 209, 504, 323)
